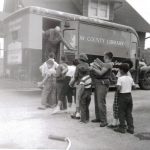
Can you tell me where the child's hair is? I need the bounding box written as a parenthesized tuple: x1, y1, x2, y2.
(79, 66, 89, 76)
(104, 52, 113, 60)
(61, 56, 67, 62)
(48, 52, 55, 59)
(79, 53, 88, 62)
(73, 59, 79, 66)
(119, 63, 130, 74)
(123, 59, 133, 69)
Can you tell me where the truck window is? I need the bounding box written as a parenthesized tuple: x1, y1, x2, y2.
(63, 30, 77, 51)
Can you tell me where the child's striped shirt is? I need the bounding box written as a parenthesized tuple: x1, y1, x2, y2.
(80, 75, 92, 89)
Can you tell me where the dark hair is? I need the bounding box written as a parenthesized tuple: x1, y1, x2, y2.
(61, 56, 67, 62)
(48, 52, 55, 59)
(73, 59, 79, 66)
(79, 53, 88, 62)
(79, 66, 89, 75)
(119, 63, 130, 74)
(123, 59, 133, 69)
(105, 52, 113, 60)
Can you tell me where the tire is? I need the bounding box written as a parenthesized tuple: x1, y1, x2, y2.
(139, 71, 150, 90)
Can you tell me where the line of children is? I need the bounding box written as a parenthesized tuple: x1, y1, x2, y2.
(38, 54, 77, 114)
(38, 52, 136, 134)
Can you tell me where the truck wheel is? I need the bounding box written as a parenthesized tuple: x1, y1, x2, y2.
(139, 71, 150, 90)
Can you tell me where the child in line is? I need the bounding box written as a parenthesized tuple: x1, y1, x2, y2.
(114, 63, 135, 134)
(39, 52, 58, 77)
(70, 53, 89, 120)
(38, 59, 57, 110)
(78, 66, 92, 123)
(52, 56, 68, 114)
(108, 59, 133, 128)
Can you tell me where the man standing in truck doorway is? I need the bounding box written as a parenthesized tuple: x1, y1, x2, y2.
(43, 26, 74, 61)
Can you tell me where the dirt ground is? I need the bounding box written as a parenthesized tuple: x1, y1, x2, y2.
(0, 89, 150, 150)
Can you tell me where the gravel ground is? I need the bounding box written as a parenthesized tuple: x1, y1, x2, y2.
(0, 89, 150, 150)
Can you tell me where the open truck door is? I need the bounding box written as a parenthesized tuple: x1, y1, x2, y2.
(60, 21, 79, 64)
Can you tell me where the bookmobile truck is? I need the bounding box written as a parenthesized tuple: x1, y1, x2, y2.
(3, 6, 150, 89)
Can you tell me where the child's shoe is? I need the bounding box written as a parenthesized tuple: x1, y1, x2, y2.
(38, 106, 48, 110)
(91, 119, 101, 123)
(80, 120, 89, 124)
(107, 124, 118, 129)
(71, 112, 80, 119)
(51, 106, 61, 114)
(68, 103, 72, 108)
(127, 128, 134, 134)
(100, 122, 108, 127)
(114, 127, 126, 134)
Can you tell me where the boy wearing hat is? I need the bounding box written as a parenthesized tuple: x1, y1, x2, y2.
(70, 53, 89, 119)
(52, 56, 68, 114)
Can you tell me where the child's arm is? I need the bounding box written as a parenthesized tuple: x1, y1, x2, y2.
(70, 67, 78, 87)
(132, 85, 136, 90)
(62, 67, 68, 75)
(92, 66, 108, 76)
(116, 77, 122, 93)
(39, 74, 49, 86)
(39, 62, 46, 77)
(116, 85, 121, 93)
(56, 65, 62, 78)
(132, 80, 136, 90)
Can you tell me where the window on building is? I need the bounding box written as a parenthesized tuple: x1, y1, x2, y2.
(90, 0, 98, 16)
(89, 0, 110, 20)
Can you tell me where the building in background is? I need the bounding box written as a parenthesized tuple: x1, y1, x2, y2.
(2, 0, 150, 50)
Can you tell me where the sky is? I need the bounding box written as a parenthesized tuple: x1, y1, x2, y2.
(126, 0, 150, 49)
(0, 0, 150, 48)
(0, 0, 4, 12)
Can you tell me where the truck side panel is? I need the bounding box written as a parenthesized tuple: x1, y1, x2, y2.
(79, 23, 131, 59)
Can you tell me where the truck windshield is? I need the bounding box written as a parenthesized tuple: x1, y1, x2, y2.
(63, 30, 77, 50)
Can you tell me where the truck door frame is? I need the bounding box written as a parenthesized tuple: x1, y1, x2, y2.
(60, 20, 79, 63)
